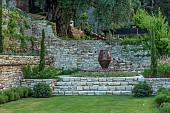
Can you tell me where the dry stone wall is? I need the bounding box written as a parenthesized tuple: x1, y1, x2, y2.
(0, 55, 39, 91)
(30, 19, 151, 73)
(145, 78, 170, 94)
(47, 39, 150, 73)
(21, 79, 56, 90)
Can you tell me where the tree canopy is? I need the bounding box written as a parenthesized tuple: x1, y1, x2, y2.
(33, 0, 141, 36)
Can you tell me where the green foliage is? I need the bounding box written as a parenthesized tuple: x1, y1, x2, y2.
(150, 21, 157, 77)
(1, 86, 32, 104)
(3, 90, 14, 102)
(134, 9, 170, 56)
(155, 88, 170, 107)
(20, 86, 32, 98)
(0, 93, 8, 104)
(59, 68, 80, 75)
(22, 65, 60, 79)
(157, 88, 170, 95)
(22, 65, 39, 79)
(121, 38, 142, 45)
(39, 29, 45, 71)
(143, 63, 170, 77)
(2, 8, 32, 53)
(160, 103, 170, 113)
(132, 81, 152, 97)
(39, 67, 61, 79)
(155, 94, 170, 106)
(157, 63, 170, 75)
(142, 68, 151, 77)
(33, 82, 52, 98)
(73, 71, 138, 77)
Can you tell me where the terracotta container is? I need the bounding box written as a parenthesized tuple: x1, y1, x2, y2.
(98, 50, 111, 69)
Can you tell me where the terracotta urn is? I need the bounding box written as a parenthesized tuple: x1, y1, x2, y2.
(98, 50, 111, 69)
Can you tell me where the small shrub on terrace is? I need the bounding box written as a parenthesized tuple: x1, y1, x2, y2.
(11, 87, 24, 98)
(33, 82, 52, 98)
(0, 93, 8, 104)
(157, 87, 170, 95)
(155, 93, 170, 106)
(142, 68, 151, 77)
(20, 86, 32, 98)
(3, 90, 15, 102)
(39, 66, 60, 79)
(22, 65, 60, 79)
(59, 68, 80, 75)
(160, 103, 170, 113)
(132, 81, 152, 97)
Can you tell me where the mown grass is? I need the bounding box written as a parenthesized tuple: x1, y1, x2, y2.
(0, 95, 157, 113)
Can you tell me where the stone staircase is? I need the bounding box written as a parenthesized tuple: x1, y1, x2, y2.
(53, 76, 143, 95)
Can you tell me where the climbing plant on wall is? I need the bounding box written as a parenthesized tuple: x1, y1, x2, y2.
(2, 8, 31, 53)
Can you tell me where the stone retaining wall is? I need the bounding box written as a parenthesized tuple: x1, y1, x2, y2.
(52, 76, 142, 95)
(144, 78, 170, 94)
(0, 55, 39, 91)
(21, 79, 56, 89)
(47, 40, 151, 73)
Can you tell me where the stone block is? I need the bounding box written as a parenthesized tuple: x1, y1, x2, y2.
(99, 82, 108, 86)
(112, 91, 121, 95)
(77, 86, 83, 91)
(79, 91, 88, 95)
(98, 86, 108, 91)
(65, 91, 73, 95)
(107, 86, 116, 91)
(89, 86, 98, 90)
(99, 78, 107, 82)
(95, 91, 106, 95)
(83, 86, 90, 90)
(62, 78, 70, 82)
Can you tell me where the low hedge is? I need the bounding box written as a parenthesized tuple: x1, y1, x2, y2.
(0, 86, 32, 104)
(0, 83, 52, 104)
(132, 81, 152, 97)
(155, 88, 170, 113)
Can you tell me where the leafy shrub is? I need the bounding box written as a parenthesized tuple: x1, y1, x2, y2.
(143, 63, 170, 77)
(22, 65, 39, 79)
(13, 92, 20, 101)
(155, 93, 170, 106)
(3, 90, 14, 102)
(20, 86, 32, 98)
(160, 103, 170, 113)
(22, 65, 59, 79)
(11, 87, 24, 98)
(39, 66, 60, 79)
(0, 93, 8, 104)
(157, 87, 170, 95)
(59, 68, 80, 75)
(142, 68, 151, 77)
(132, 81, 152, 97)
(33, 82, 52, 98)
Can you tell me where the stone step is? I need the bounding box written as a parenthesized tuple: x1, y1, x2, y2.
(52, 91, 132, 95)
(58, 76, 142, 82)
(53, 86, 133, 91)
(55, 81, 138, 86)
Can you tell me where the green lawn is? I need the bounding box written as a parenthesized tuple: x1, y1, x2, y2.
(0, 95, 157, 113)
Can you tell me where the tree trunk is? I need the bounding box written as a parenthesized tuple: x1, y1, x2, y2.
(51, 0, 70, 37)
